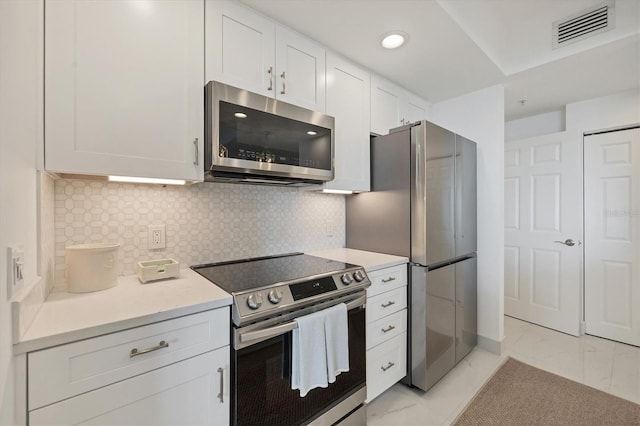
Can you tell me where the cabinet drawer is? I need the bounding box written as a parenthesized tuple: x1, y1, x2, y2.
(30, 346, 230, 426)
(367, 264, 407, 297)
(29, 308, 229, 410)
(367, 309, 407, 350)
(366, 332, 407, 403)
(366, 286, 406, 323)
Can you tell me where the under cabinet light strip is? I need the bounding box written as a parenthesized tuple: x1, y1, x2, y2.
(108, 176, 187, 185)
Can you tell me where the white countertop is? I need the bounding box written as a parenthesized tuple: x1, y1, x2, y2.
(307, 248, 408, 272)
(16, 268, 232, 353)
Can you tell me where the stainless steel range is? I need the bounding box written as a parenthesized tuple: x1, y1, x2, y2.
(192, 253, 370, 426)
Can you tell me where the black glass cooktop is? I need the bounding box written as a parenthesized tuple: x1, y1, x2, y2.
(192, 253, 357, 293)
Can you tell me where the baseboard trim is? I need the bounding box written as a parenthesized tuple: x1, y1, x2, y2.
(478, 334, 504, 355)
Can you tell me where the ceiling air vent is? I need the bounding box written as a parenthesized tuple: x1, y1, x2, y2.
(552, 0, 615, 49)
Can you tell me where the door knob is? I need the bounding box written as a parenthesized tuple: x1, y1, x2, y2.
(554, 239, 580, 247)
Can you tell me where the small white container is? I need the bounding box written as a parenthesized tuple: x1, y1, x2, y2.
(66, 243, 120, 293)
(137, 259, 180, 283)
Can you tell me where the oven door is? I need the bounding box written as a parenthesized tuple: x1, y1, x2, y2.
(232, 295, 366, 426)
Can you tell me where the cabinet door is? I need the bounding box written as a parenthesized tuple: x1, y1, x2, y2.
(324, 53, 370, 192)
(29, 347, 230, 426)
(206, 0, 275, 97)
(370, 74, 401, 135)
(402, 92, 429, 125)
(45, 0, 204, 181)
(275, 26, 326, 112)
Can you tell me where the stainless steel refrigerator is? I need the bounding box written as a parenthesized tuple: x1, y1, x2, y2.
(346, 120, 477, 391)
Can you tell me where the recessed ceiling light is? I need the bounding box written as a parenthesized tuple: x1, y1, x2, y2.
(234, 112, 247, 118)
(307, 130, 317, 135)
(381, 32, 407, 49)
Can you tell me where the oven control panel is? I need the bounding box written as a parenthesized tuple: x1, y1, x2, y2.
(232, 268, 370, 326)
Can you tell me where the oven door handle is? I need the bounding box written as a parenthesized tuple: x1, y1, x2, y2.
(239, 294, 367, 344)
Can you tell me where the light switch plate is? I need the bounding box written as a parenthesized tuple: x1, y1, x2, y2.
(7, 246, 25, 300)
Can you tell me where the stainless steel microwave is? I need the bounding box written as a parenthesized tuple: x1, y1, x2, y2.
(204, 81, 335, 186)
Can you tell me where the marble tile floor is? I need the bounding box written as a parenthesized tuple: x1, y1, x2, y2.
(366, 316, 640, 425)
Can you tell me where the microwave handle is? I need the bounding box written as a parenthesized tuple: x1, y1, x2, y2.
(239, 294, 366, 345)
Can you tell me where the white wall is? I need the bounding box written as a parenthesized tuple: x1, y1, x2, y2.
(0, 1, 42, 423)
(505, 89, 640, 142)
(566, 89, 640, 133)
(505, 109, 565, 142)
(429, 85, 506, 350)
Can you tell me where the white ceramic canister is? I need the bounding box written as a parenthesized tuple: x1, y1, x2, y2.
(66, 243, 120, 293)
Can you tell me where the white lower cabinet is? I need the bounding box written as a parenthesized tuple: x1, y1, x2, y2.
(29, 347, 230, 426)
(365, 264, 408, 403)
(367, 332, 407, 402)
(27, 308, 230, 425)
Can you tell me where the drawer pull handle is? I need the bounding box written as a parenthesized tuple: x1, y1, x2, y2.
(381, 301, 396, 308)
(217, 367, 224, 403)
(381, 362, 395, 372)
(381, 325, 396, 333)
(381, 277, 396, 283)
(129, 340, 169, 358)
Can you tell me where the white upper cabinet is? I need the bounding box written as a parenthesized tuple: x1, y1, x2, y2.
(370, 74, 430, 135)
(370, 75, 402, 136)
(402, 91, 430, 125)
(206, 0, 326, 112)
(45, 0, 204, 182)
(324, 53, 371, 193)
(206, 0, 274, 97)
(275, 26, 326, 112)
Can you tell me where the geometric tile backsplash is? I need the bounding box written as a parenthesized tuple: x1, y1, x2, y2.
(54, 179, 345, 290)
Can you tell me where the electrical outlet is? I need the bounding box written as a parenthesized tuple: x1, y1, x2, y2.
(148, 225, 166, 249)
(6, 246, 25, 300)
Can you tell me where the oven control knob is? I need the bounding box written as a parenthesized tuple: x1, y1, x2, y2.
(246, 293, 263, 310)
(353, 270, 366, 282)
(341, 273, 353, 285)
(268, 289, 283, 304)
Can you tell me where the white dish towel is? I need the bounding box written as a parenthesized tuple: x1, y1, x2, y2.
(291, 309, 328, 397)
(291, 303, 350, 397)
(324, 303, 350, 383)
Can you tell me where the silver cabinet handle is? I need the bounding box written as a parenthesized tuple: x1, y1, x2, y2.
(381, 301, 396, 308)
(554, 239, 579, 247)
(280, 71, 286, 94)
(130, 340, 169, 358)
(381, 325, 396, 333)
(381, 277, 396, 283)
(217, 367, 224, 403)
(267, 67, 273, 91)
(381, 362, 395, 372)
(193, 138, 199, 165)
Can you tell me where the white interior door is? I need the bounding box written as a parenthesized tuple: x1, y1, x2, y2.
(504, 131, 582, 336)
(584, 128, 640, 346)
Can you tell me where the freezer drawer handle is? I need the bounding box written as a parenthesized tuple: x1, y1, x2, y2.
(381, 277, 396, 283)
(381, 361, 395, 372)
(381, 325, 396, 333)
(129, 340, 169, 358)
(381, 301, 396, 308)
